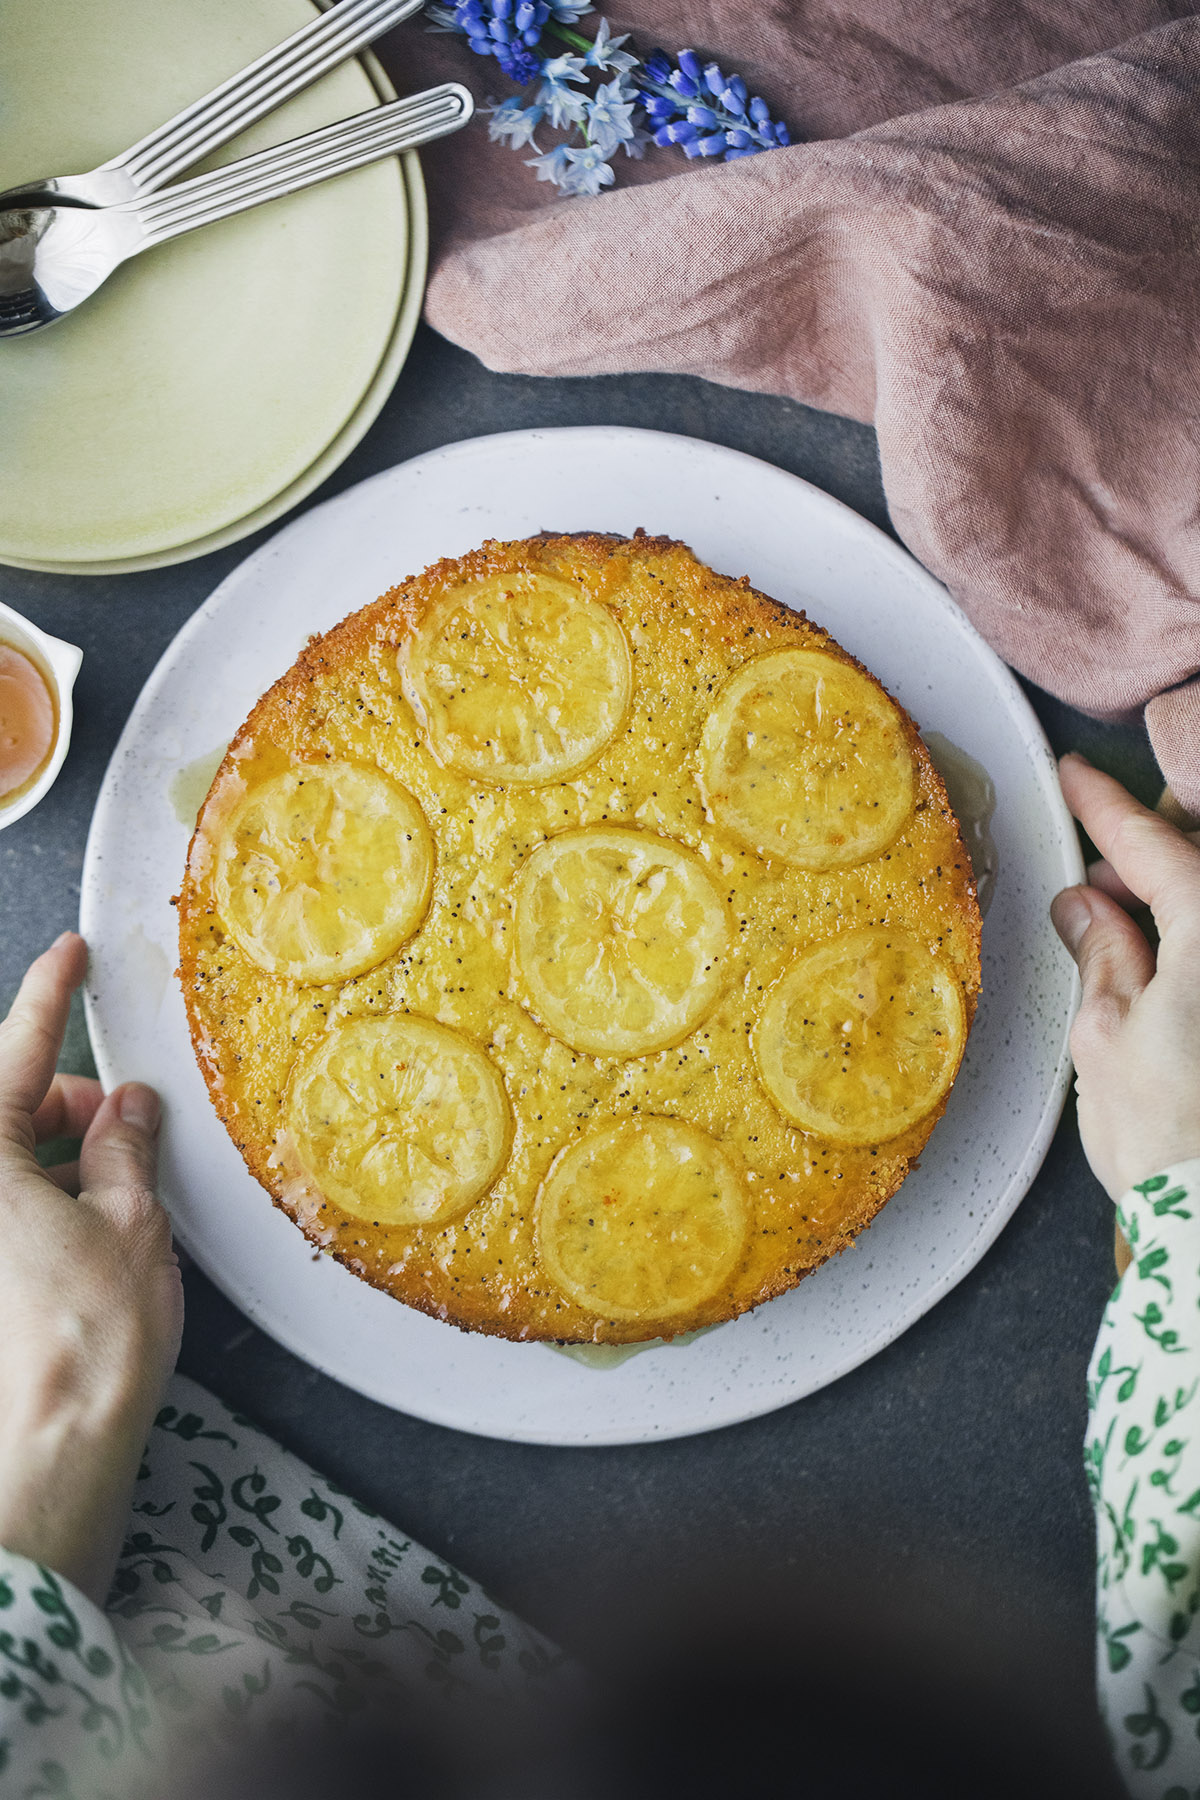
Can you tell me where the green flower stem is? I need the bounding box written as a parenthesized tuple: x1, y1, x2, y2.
(545, 20, 594, 56)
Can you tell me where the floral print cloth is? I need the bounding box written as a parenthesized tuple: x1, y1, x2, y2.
(1091, 1159, 1200, 1796)
(0, 1374, 564, 1799)
(6, 1160, 1200, 1798)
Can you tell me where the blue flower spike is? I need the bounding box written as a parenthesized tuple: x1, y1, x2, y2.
(537, 50, 589, 127)
(486, 94, 545, 149)
(586, 18, 638, 74)
(526, 142, 573, 183)
(560, 142, 615, 195)
(426, 2, 793, 190)
(635, 41, 789, 163)
(585, 74, 637, 157)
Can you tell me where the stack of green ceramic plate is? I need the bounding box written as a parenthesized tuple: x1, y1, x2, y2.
(0, 0, 426, 574)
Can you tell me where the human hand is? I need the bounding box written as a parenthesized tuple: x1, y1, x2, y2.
(0, 933, 183, 1604)
(1051, 754, 1200, 1202)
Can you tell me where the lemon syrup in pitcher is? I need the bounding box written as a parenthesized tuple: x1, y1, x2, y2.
(0, 641, 55, 807)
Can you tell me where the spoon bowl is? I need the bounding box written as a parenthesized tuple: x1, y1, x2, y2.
(0, 201, 140, 334)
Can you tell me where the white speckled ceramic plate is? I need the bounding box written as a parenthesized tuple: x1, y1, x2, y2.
(81, 428, 1083, 1445)
(0, 0, 414, 571)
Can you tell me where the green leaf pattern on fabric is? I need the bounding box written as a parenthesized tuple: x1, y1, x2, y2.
(1091, 1159, 1200, 1798)
(0, 1374, 567, 1799)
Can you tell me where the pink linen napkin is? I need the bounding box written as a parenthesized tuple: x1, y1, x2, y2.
(379, 5, 1200, 810)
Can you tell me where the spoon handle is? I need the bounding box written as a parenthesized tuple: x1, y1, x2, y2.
(102, 0, 426, 197)
(128, 84, 474, 249)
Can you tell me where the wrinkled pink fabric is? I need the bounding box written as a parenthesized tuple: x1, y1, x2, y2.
(379, 6, 1200, 807)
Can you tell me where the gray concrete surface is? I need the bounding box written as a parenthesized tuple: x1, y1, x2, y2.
(0, 324, 1161, 1749)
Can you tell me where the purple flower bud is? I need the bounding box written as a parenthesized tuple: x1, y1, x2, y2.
(668, 69, 698, 98)
(498, 39, 540, 81)
(687, 104, 719, 129)
(491, 0, 513, 16)
(652, 123, 675, 147)
(514, 1, 535, 27)
(748, 96, 770, 124)
(644, 49, 672, 83)
(697, 132, 725, 156)
(774, 121, 791, 146)
(488, 18, 512, 40)
(724, 144, 760, 160)
(719, 87, 746, 116)
(666, 118, 698, 142)
(643, 93, 674, 118)
(726, 74, 748, 104)
(682, 136, 705, 158)
(725, 127, 752, 148)
(467, 33, 494, 52)
(459, 0, 485, 18)
(704, 63, 724, 96)
(677, 48, 702, 81)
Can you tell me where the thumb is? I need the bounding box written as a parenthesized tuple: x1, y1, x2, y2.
(1051, 885, 1156, 1012)
(78, 1083, 162, 1207)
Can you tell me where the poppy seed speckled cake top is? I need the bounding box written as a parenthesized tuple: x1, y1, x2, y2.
(177, 532, 981, 1343)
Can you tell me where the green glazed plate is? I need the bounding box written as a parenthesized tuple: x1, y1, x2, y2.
(0, 0, 419, 570)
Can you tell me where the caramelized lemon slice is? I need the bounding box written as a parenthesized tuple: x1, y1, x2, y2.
(755, 926, 966, 1144)
(214, 762, 433, 985)
(286, 1014, 510, 1227)
(514, 826, 730, 1057)
(400, 572, 631, 785)
(536, 1117, 748, 1322)
(699, 648, 915, 869)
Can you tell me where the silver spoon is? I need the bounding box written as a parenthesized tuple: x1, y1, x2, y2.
(0, 83, 473, 337)
(0, 0, 425, 210)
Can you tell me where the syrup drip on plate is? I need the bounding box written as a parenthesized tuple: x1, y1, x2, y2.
(551, 1327, 714, 1370)
(169, 742, 229, 827)
(924, 732, 998, 917)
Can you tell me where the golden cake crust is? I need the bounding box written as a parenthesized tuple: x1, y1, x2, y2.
(177, 532, 982, 1343)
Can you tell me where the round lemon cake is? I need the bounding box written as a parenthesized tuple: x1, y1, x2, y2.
(177, 533, 982, 1343)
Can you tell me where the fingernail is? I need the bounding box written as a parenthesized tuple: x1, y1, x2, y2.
(119, 1084, 161, 1133)
(1051, 887, 1093, 954)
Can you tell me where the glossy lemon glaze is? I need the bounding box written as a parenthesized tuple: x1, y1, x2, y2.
(178, 534, 981, 1343)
